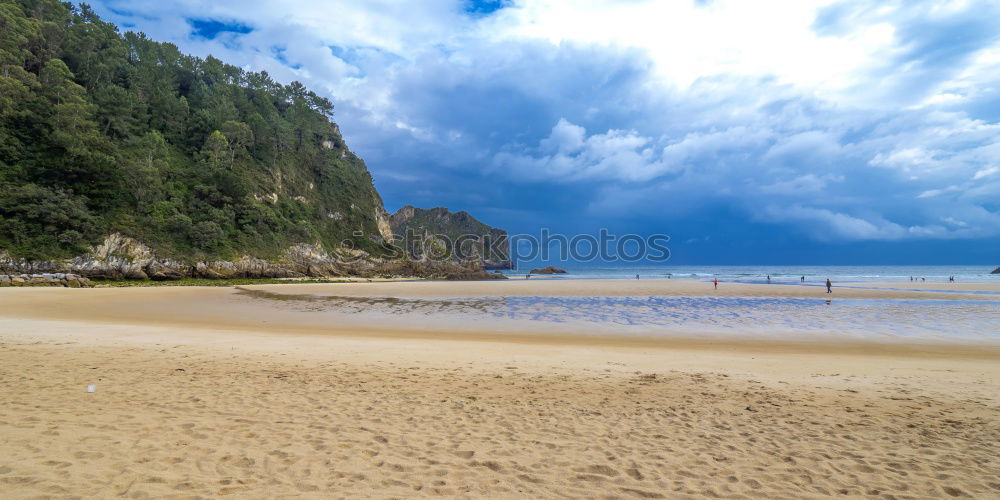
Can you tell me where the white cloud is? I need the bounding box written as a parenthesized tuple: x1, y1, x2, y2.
(973, 166, 999, 180)
(761, 174, 843, 195)
(758, 205, 955, 241)
(539, 118, 585, 154)
(492, 0, 896, 98)
(917, 186, 960, 198)
(870, 147, 937, 169)
(493, 119, 667, 182)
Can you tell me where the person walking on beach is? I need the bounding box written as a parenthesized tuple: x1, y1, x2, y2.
(826, 278, 832, 294)
(714, 278, 718, 290)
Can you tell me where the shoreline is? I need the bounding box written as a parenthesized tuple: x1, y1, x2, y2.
(1, 281, 998, 349)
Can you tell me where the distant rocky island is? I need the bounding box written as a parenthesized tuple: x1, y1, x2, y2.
(530, 266, 567, 274)
(0, 1, 506, 281)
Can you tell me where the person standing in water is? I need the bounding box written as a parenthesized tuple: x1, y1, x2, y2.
(635, 274, 639, 280)
(826, 278, 832, 294)
(714, 278, 718, 290)
(766, 275, 771, 283)
(800, 276, 805, 282)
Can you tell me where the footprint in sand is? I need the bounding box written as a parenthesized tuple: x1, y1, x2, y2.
(472, 460, 503, 472)
(579, 464, 619, 477)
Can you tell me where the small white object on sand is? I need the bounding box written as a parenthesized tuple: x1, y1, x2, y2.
(87, 384, 96, 393)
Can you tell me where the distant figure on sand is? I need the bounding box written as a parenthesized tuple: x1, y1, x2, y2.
(921, 277, 925, 282)
(525, 274, 530, 280)
(714, 278, 718, 290)
(635, 274, 639, 280)
(800, 276, 805, 282)
(766, 275, 771, 283)
(826, 278, 832, 294)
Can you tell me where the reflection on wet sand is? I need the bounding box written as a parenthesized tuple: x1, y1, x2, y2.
(234, 287, 1000, 341)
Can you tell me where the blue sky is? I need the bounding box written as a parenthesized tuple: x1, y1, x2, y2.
(89, 0, 1000, 264)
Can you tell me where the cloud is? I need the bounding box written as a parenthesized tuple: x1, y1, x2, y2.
(761, 205, 912, 241)
(492, 118, 669, 182)
(973, 166, 999, 180)
(86, 0, 1000, 259)
(760, 174, 844, 195)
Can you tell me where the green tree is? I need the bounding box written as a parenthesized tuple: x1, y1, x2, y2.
(0, 183, 100, 259)
(220, 120, 252, 167)
(201, 129, 228, 170)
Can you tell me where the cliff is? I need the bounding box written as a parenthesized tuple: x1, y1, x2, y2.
(0, 0, 501, 280)
(389, 206, 513, 269)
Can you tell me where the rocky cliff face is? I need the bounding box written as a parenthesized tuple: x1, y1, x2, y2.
(389, 206, 513, 269)
(0, 233, 503, 281)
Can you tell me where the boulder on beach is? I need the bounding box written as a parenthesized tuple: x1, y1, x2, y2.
(529, 266, 567, 275)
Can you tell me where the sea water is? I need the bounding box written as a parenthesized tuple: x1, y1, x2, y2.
(501, 265, 999, 283)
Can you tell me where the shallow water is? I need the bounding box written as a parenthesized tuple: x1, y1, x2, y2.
(234, 288, 1000, 342)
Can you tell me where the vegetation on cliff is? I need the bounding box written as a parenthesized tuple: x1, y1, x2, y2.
(389, 206, 512, 269)
(0, 0, 394, 262)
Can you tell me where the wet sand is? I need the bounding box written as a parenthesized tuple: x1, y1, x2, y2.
(240, 278, 1000, 299)
(1, 281, 999, 498)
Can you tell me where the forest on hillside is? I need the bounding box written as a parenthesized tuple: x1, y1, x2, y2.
(0, 0, 393, 262)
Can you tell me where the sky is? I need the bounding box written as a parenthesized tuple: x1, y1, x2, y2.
(90, 0, 1000, 264)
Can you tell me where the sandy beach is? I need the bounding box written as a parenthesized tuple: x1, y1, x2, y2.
(1, 280, 999, 498)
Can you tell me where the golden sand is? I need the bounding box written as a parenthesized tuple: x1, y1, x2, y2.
(1, 281, 998, 498)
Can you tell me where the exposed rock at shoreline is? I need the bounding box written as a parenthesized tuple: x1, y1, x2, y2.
(0, 273, 93, 288)
(530, 266, 567, 274)
(992, 267, 1000, 274)
(0, 234, 505, 281)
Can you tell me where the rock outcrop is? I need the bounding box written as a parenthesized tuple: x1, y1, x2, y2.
(992, 267, 1000, 274)
(529, 266, 567, 274)
(0, 234, 504, 281)
(389, 206, 512, 269)
(0, 273, 93, 288)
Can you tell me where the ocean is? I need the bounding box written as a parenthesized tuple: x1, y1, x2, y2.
(501, 265, 999, 283)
